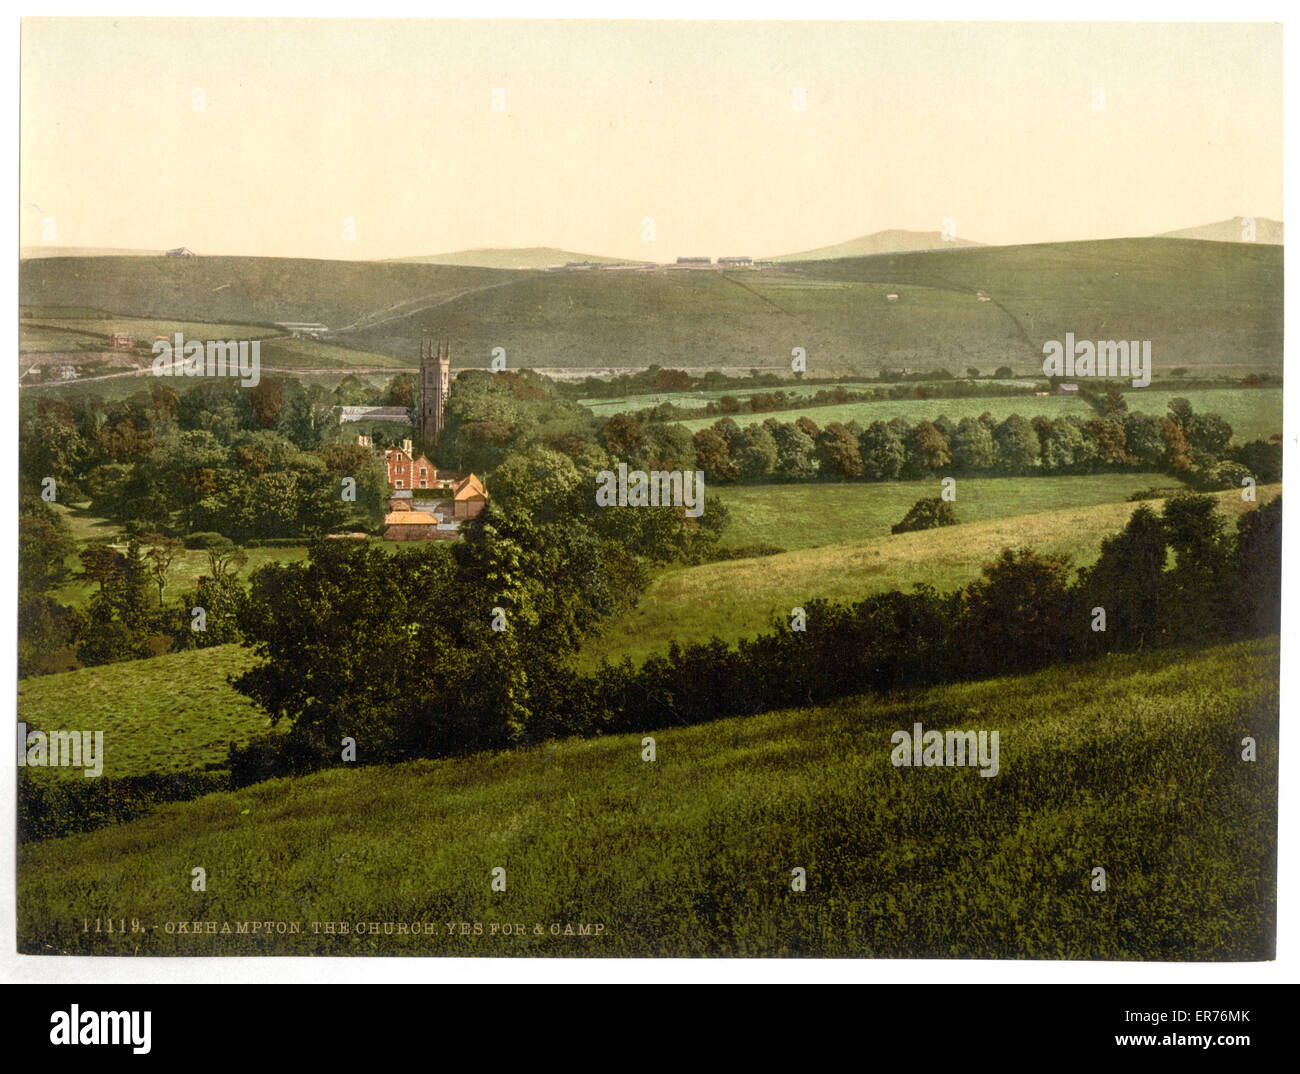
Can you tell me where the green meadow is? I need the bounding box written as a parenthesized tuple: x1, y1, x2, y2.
(17, 637, 1277, 959)
(17, 645, 265, 781)
(584, 484, 1280, 667)
(714, 472, 1186, 551)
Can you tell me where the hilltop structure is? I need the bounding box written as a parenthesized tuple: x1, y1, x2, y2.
(419, 337, 451, 445)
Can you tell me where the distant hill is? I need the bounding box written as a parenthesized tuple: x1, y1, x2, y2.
(21, 246, 164, 259)
(388, 247, 636, 269)
(1157, 217, 1283, 244)
(776, 229, 985, 261)
(19, 237, 1282, 375)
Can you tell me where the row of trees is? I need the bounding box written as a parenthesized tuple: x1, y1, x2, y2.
(592, 401, 1279, 492)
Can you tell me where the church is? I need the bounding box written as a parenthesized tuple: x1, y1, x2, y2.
(419, 337, 451, 445)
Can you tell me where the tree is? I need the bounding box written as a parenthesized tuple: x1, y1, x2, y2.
(961, 549, 1079, 673)
(692, 428, 740, 483)
(952, 417, 998, 472)
(1122, 413, 1165, 469)
(1187, 413, 1233, 456)
(18, 500, 75, 591)
(733, 424, 778, 481)
(771, 422, 819, 479)
(601, 414, 648, 459)
(815, 422, 864, 479)
(144, 536, 183, 606)
(1085, 418, 1136, 467)
(859, 422, 906, 481)
(905, 421, 952, 476)
(994, 415, 1039, 474)
(1078, 503, 1169, 651)
(1167, 397, 1194, 427)
(205, 536, 248, 581)
(994, 366, 1015, 378)
(891, 498, 957, 535)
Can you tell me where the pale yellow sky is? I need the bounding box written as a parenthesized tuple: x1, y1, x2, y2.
(20, 19, 1283, 260)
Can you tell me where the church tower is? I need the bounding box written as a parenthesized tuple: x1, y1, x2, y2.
(419, 336, 451, 446)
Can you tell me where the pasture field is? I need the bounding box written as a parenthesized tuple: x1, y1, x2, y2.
(675, 387, 1283, 443)
(713, 472, 1186, 551)
(17, 637, 1277, 958)
(20, 314, 281, 351)
(17, 645, 265, 781)
(577, 379, 1047, 418)
(584, 484, 1280, 667)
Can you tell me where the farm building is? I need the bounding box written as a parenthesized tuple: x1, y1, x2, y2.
(449, 473, 489, 519)
(165, 247, 197, 257)
(383, 501, 443, 541)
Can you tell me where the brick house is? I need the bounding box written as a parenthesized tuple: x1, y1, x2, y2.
(381, 438, 438, 490)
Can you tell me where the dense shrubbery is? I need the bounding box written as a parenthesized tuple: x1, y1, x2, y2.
(229, 492, 1280, 783)
(18, 768, 228, 843)
(891, 497, 957, 534)
(18, 379, 388, 542)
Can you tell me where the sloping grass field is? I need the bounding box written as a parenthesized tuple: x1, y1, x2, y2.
(17, 637, 1277, 958)
(17, 645, 266, 780)
(714, 472, 1187, 551)
(586, 484, 1280, 666)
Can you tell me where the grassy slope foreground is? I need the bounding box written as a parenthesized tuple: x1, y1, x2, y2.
(18, 638, 1277, 959)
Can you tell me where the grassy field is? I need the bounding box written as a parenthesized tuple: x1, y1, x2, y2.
(20, 238, 1282, 373)
(20, 314, 281, 352)
(17, 637, 1277, 958)
(585, 484, 1280, 667)
(17, 645, 265, 781)
(714, 472, 1187, 551)
(676, 387, 1283, 443)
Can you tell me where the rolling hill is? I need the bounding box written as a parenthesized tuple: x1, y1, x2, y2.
(1158, 217, 1283, 244)
(388, 247, 638, 269)
(775, 228, 984, 260)
(20, 237, 1283, 374)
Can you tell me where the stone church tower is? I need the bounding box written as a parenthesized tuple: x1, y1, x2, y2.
(419, 337, 451, 445)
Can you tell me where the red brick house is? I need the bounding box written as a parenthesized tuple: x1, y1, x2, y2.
(382, 439, 437, 490)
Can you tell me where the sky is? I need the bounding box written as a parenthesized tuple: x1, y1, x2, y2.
(20, 19, 1283, 261)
